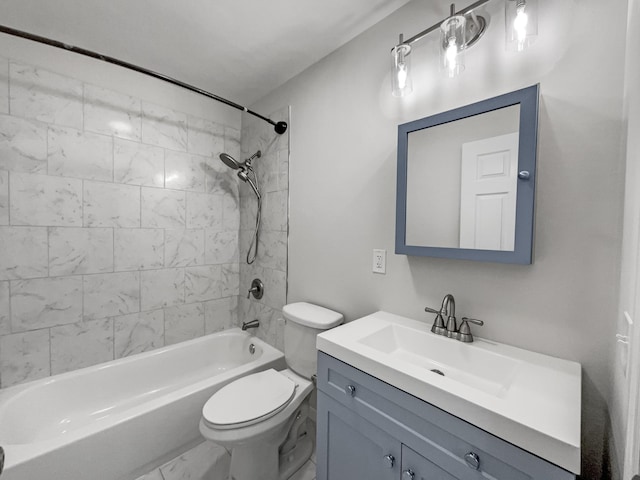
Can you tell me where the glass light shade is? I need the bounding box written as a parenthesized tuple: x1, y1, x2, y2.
(391, 44, 413, 97)
(440, 15, 466, 78)
(505, 0, 538, 52)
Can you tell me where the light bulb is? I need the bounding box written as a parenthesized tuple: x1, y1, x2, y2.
(440, 13, 465, 78)
(445, 37, 458, 77)
(397, 63, 408, 89)
(514, 3, 529, 51)
(505, 0, 537, 52)
(391, 43, 412, 97)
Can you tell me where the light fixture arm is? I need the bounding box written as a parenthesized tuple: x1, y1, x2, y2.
(393, 0, 491, 50)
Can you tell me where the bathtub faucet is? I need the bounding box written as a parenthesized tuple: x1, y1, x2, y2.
(242, 319, 260, 331)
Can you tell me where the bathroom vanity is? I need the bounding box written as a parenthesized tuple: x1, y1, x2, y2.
(315, 311, 580, 480)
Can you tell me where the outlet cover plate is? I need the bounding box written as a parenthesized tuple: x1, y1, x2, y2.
(373, 249, 386, 274)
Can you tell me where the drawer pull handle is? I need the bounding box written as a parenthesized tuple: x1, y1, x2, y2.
(383, 454, 395, 468)
(402, 469, 415, 480)
(345, 385, 356, 396)
(464, 452, 480, 470)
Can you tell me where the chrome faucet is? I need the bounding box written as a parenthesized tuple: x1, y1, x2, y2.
(425, 294, 484, 343)
(442, 294, 457, 339)
(241, 319, 260, 331)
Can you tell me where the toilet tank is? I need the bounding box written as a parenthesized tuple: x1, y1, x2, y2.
(283, 302, 343, 379)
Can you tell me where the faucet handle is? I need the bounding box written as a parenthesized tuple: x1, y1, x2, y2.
(426, 306, 447, 335)
(461, 317, 484, 326)
(247, 278, 264, 299)
(457, 317, 484, 343)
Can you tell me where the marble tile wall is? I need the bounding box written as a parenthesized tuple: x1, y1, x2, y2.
(239, 107, 290, 350)
(0, 58, 241, 388)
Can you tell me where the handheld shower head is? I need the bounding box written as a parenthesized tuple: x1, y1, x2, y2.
(218, 150, 263, 265)
(219, 153, 242, 170)
(219, 150, 261, 171)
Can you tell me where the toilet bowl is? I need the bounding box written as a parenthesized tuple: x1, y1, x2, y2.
(200, 369, 313, 480)
(199, 302, 343, 480)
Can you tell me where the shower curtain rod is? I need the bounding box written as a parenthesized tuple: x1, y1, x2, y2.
(0, 25, 288, 135)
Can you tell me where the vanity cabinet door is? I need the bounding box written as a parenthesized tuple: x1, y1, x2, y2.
(401, 444, 459, 480)
(316, 391, 401, 480)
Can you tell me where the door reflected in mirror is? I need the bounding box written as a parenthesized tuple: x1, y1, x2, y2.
(396, 85, 539, 264)
(406, 104, 520, 251)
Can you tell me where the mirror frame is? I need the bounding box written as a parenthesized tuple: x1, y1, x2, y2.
(395, 84, 539, 264)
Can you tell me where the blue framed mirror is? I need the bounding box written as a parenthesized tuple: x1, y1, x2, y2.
(395, 84, 539, 264)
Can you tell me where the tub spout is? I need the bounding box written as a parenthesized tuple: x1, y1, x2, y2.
(242, 319, 260, 331)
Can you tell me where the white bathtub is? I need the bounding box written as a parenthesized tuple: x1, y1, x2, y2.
(0, 328, 285, 480)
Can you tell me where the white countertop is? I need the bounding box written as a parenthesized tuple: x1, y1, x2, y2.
(316, 311, 581, 474)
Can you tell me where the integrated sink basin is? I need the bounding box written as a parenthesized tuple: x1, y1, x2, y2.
(317, 311, 581, 475)
(358, 323, 521, 397)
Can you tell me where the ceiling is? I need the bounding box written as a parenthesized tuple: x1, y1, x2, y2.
(0, 0, 412, 105)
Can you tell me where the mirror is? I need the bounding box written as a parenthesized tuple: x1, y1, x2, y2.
(395, 85, 539, 264)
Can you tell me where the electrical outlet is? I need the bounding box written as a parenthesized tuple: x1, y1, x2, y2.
(373, 249, 386, 274)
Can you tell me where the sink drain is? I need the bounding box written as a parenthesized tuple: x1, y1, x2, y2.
(431, 369, 445, 376)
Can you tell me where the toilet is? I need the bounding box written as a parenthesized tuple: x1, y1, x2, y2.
(199, 302, 343, 480)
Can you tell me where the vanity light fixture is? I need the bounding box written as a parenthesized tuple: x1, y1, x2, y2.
(440, 5, 468, 78)
(390, 0, 538, 96)
(391, 34, 413, 97)
(505, 0, 538, 51)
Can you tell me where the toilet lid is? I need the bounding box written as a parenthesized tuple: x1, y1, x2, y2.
(202, 369, 297, 429)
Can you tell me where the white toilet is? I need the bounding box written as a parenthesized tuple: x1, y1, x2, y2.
(199, 302, 343, 480)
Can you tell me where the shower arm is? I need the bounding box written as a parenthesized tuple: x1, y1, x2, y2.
(0, 24, 288, 135)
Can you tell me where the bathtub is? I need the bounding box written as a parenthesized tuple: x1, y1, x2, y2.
(0, 328, 285, 480)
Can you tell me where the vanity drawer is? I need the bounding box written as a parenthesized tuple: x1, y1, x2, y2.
(317, 352, 574, 480)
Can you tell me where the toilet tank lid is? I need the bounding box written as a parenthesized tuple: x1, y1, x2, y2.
(283, 302, 343, 329)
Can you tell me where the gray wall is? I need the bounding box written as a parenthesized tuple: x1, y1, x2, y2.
(251, 0, 627, 477)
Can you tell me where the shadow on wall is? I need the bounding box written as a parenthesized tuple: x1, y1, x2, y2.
(581, 374, 610, 480)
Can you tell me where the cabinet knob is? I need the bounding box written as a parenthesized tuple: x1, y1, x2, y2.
(464, 452, 480, 470)
(383, 454, 395, 468)
(402, 469, 415, 480)
(345, 384, 356, 396)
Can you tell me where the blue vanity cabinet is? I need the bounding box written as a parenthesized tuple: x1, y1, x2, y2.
(316, 391, 400, 479)
(316, 352, 576, 480)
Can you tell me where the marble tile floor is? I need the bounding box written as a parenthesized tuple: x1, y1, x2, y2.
(136, 441, 317, 480)
(289, 449, 317, 480)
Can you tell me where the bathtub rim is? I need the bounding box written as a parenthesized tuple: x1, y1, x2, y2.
(0, 327, 277, 398)
(0, 327, 285, 472)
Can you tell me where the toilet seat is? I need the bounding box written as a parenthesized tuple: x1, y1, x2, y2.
(202, 369, 297, 430)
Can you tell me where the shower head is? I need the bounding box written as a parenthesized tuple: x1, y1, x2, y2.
(219, 150, 262, 200)
(219, 153, 242, 170)
(219, 150, 261, 171)
(218, 150, 263, 265)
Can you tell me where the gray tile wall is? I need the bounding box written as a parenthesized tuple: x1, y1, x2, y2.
(0, 58, 241, 388)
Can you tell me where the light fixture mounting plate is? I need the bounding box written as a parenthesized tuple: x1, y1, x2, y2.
(439, 14, 487, 51)
(463, 14, 487, 49)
